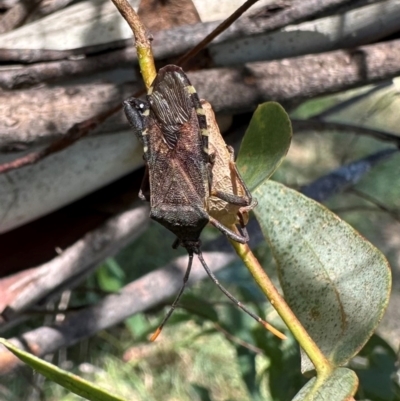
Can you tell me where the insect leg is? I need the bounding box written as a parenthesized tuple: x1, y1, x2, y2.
(212, 145, 258, 236)
(210, 186, 256, 241)
(236, 212, 249, 243)
(196, 251, 286, 340)
(208, 216, 248, 244)
(211, 190, 251, 206)
(227, 145, 258, 210)
(212, 145, 256, 207)
(150, 251, 194, 341)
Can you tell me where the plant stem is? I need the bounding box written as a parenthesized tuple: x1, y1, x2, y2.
(111, 0, 156, 89)
(230, 239, 333, 378)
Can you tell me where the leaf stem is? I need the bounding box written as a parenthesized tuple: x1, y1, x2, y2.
(229, 239, 333, 378)
(111, 0, 156, 89)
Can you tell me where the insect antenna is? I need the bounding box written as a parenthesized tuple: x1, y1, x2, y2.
(150, 251, 194, 341)
(196, 251, 287, 340)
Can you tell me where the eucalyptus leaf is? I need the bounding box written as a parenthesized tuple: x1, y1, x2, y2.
(253, 181, 391, 372)
(0, 338, 127, 401)
(292, 368, 358, 401)
(237, 102, 292, 191)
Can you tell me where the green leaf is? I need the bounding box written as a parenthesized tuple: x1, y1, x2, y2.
(0, 338, 127, 401)
(292, 368, 358, 401)
(236, 102, 292, 191)
(96, 258, 125, 292)
(253, 181, 391, 372)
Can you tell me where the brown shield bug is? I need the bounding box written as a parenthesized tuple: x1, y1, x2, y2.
(124, 65, 282, 340)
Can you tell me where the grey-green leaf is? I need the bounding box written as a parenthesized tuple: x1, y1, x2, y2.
(292, 368, 358, 401)
(253, 181, 391, 372)
(0, 338, 127, 401)
(236, 102, 292, 191)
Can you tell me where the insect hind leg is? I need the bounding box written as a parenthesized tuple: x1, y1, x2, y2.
(150, 251, 194, 341)
(208, 216, 248, 244)
(195, 250, 286, 339)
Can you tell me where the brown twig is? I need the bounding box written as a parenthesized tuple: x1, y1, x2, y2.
(111, 0, 156, 89)
(111, 0, 148, 47)
(177, 0, 261, 68)
(348, 188, 400, 224)
(0, 103, 122, 174)
(236, 0, 354, 34)
(0, 0, 41, 33)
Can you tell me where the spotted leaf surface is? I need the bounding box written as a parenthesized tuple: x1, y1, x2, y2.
(253, 181, 391, 372)
(292, 368, 358, 401)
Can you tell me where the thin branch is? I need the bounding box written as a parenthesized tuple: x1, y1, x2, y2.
(0, 103, 122, 174)
(0, 81, 137, 151)
(292, 118, 400, 147)
(237, 0, 355, 34)
(111, 0, 148, 47)
(177, 0, 261, 68)
(111, 0, 156, 89)
(300, 148, 397, 202)
(332, 205, 400, 218)
(306, 83, 394, 120)
(332, 205, 383, 213)
(348, 188, 400, 224)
